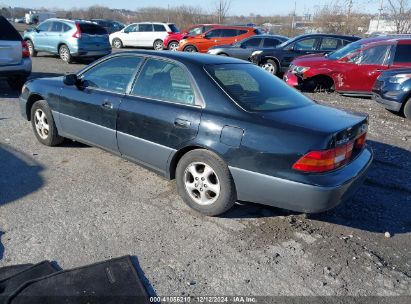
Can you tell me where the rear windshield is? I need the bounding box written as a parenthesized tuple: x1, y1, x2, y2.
(0, 17, 22, 41)
(205, 64, 312, 112)
(79, 23, 107, 35)
(168, 24, 180, 33)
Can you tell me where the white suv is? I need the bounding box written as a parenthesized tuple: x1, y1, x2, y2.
(0, 16, 32, 90)
(109, 22, 179, 50)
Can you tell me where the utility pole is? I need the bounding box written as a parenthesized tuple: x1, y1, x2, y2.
(376, 0, 384, 32)
(167, 4, 170, 23)
(291, 0, 296, 30)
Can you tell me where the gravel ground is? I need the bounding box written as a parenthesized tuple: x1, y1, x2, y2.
(0, 53, 410, 298)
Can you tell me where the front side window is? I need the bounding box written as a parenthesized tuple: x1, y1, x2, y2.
(349, 45, 390, 65)
(205, 64, 312, 112)
(394, 44, 411, 63)
(138, 24, 153, 32)
(293, 38, 317, 51)
(124, 24, 138, 33)
(188, 27, 202, 35)
(328, 41, 361, 60)
(37, 22, 50, 32)
(81, 56, 142, 93)
(132, 59, 195, 105)
(205, 29, 221, 38)
(242, 38, 261, 47)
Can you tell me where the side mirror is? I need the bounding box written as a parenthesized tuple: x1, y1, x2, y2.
(63, 74, 78, 86)
(202, 34, 209, 39)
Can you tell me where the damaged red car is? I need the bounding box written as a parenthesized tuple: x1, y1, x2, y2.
(284, 36, 411, 96)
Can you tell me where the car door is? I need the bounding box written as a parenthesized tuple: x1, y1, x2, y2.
(59, 55, 143, 153)
(32, 21, 51, 51)
(137, 23, 154, 47)
(338, 44, 392, 92)
(199, 29, 222, 52)
(281, 37, 320, 70)
(47, 21, 63, 53)
(232, 37, 262, 60)
(390, 43, 411, 69)
(117, 58, 202, 175)
(121, 24, 139, 47)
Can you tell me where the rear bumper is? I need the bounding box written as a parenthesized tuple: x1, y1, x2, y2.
(71, 48, 111, 58)
(0, 58, 32, 79)
(229, 148, 373, 213)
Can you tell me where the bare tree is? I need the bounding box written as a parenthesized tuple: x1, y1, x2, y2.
(215, 0, 231, 23)
(387, 0, 411, 33)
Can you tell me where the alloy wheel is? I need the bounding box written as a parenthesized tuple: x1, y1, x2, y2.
(169, 42, 179, 51)
(261, 62, 276, 74)
(60, 47, 70, 62)
(34, 109, 49, 140)
(184, 162, 221, 206)
(154, 40, 164, 50)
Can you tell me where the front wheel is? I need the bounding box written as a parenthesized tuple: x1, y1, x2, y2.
(260, 59, 278, 75)
(59, 44, 72, 64)
(30, 100, 64, 146)
(176, 149, 236, 216)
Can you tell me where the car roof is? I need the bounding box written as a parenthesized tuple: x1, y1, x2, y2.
(112, 50, 249, 66)
(356, 35, 411, 45)
(293, 33, 360, 40)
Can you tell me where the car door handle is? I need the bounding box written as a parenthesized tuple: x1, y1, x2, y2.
(174, 118, 191, 128)
(101, 101, 113, 109)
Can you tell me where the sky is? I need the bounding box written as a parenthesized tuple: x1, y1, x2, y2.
(2, 0, 382, 16)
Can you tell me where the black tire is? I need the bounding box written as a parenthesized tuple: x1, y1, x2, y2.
(26, 39, 37, 57)
(59, 44, 72, 64)
(7, 76, 27, 91)
(112, 38, 123, 49)
(153, 39, 164, 50)
(168, 41, 179, 51)
(183, 45, 197, 52)
(176, 149, 236, 216)
(403, 98, 411, 120)
(260, 59, 278, 75)
(30, 100, 64, 146)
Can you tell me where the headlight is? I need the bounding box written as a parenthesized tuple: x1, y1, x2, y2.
(388, 74, 411, 84)
(293, 66, 310, 74)
(207, 48, 218, 55)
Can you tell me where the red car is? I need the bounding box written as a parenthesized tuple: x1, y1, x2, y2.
(163, 24, 218, 51)
(284, 36, 411, 95)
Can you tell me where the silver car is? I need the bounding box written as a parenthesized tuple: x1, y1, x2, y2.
(0, 16, 32, 90)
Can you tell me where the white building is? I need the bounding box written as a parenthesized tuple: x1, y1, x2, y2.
(367, 19, 398, 35)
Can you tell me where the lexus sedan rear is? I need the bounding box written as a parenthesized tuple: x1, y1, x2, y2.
(19, 51, 373, 216)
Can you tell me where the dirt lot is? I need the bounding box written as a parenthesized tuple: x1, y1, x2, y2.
(0, 52, 410, 297)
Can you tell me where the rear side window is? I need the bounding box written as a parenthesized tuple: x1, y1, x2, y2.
(0, 16, 22, 41)
(205, 64, 312, 112)
(154, 24, 166, 32)
(62, 23, 72, 32)
(394, 44, 411, 63)
(237, 30, 248, 35)
(50, 22, 63, 32)
(168, 24, 179, 33)
(79, 23, 107, 35)
(81, 56, 142, 93)
(319, 38, 340, 51)
(263, 38, 281, 48)
(132, 59, 195, 105)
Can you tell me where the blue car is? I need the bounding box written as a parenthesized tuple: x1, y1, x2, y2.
(372, 69, 411, 119)
(23, 18, 111, 63)
(19, 51, 372, 216)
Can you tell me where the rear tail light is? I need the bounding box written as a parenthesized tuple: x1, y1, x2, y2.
(72, 22, 82, 39)
(21, 41, 30, 58)
(293, 133, 366, 173)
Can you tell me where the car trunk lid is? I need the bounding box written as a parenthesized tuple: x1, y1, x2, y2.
(78, 23, 110, 49)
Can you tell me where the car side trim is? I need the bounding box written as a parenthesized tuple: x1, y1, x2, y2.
(228, 148, 373, 213)
(117, 131, 176, 175)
